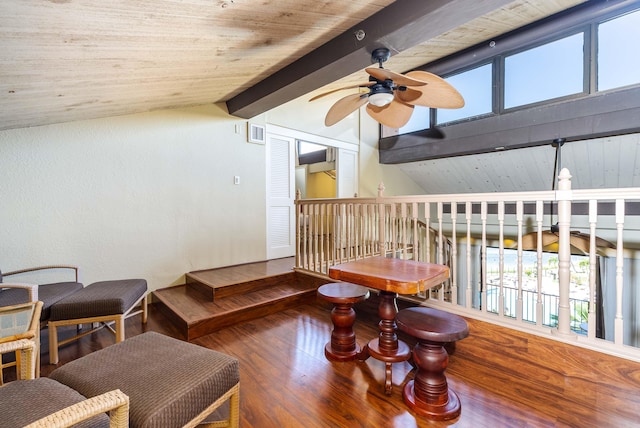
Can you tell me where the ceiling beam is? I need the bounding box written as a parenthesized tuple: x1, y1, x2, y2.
(378, 86, 640, 163)
(226, 0, 515, 119)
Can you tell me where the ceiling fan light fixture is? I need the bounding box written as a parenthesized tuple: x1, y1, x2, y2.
(368, 92, 394, 107)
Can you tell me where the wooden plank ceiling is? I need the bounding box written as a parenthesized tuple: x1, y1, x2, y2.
(0, 0, 585, 131)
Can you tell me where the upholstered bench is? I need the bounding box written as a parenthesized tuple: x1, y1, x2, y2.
(396, 307, 469, 421)
(49, 331, 240, 428)
(48, 278, 148, 364)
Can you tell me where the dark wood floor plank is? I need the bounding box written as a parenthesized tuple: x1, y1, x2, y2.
(5, 298, 640, 427)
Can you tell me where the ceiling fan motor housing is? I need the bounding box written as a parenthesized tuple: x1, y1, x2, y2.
(313, 46, 464, 127)
(371, 47, 391, 66)
(368, 80, 394, 106)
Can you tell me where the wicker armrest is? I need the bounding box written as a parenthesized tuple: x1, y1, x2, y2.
(24, 389, 129, 428)
(0, 338, 35, 381)
(0, 337, 34, 354)
(3, 265, 80, 283)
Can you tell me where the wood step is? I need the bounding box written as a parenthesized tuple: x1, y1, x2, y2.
(153, 260, 331, 340)
(185, 257, 298, 301)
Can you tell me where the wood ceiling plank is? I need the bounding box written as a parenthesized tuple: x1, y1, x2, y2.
(0, 0, 584, 130)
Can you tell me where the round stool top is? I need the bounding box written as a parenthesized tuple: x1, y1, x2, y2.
(318, 282, 370, 304)
(396, 307, 469, 343)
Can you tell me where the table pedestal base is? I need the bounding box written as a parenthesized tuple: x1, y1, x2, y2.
(367, 338, 411, 395)
(352, 290, 413, 395)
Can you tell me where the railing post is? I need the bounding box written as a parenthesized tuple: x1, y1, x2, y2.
(451, 202, 458, 304)
(412, 202, 419, 261)
(295, 191, 301, 270)
(516, 200, 524, 322)
(498, 201, 505, 317)
(480, 201, 487, 314)
(377, 183, 386, 256)
(556, 168, 573, 336)
(465, 201, 472, 308)
(535, 200, 544, 327)
(614, 198, 625, 345)
(587, 199, 597, 339)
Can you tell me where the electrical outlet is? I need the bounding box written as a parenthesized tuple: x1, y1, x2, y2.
(234, 176, 240, 185)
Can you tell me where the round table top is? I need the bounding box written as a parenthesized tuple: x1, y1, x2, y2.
(396, 307, 469, 343)
(317, 282, 370, 303)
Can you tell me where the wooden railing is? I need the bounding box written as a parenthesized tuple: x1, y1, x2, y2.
(295, 168, 640, 362)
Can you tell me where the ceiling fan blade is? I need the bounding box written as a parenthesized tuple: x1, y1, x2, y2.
(396, 87, 424, 104)
(402, 71, 465, 108)
(366, 97, 414, 128)
(309, 82, 374, 102)
(365, 67, 427, 87)
(325, 93, 368, 126)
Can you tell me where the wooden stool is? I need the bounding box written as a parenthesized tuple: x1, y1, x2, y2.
(317, 282, 370, 361)
(396, 307, 469, 421)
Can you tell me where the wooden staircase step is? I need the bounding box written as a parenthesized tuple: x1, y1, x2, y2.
(185, 257, 297, 300)
(153, 262, 331, 340)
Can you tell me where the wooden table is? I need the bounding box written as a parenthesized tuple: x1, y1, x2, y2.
(329, 256, 449, 395)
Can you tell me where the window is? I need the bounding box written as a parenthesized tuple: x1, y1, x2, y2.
(398, 105, 430, 134)
(504, 33, 585, 109)
(380, 4, 640, 140)
(297, 140, 327, 165)
(597, 9, 640, 91)
(437, 63, 493, 124)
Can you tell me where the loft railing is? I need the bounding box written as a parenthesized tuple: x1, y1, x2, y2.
(295, 168, 640, 362)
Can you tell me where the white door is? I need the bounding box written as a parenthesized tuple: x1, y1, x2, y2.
(266, 134, 295, 259)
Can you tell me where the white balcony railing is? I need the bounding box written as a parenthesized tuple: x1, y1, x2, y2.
(295, 168, 640, 362)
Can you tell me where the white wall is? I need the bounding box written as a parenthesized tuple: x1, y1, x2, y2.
(1, 98, 424, 291)
(357, 112, 426, 197)
(1, 104, 267, 290)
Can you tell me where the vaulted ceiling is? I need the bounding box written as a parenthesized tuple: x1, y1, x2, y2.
(0, 0, 586, 132)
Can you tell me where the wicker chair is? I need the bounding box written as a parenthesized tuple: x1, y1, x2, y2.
(0, 265, 82, 380)
(0, 301, 43, 384)
(0, 377, 128, 428)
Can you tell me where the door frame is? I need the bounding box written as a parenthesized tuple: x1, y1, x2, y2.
(265, 124, 359, 260)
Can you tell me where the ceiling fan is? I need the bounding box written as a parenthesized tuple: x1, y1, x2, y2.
(519, 139, 615, 255)
(309, 47, 465, 128)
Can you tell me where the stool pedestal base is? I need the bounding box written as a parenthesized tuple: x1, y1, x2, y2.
(403, 379, 461, 420)
(317, 283, 369, 362)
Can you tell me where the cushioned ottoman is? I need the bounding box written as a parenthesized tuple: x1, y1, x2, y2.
(49, 331, 240, 428)
(0, 377, 110, 428)
(48, 279, 148, 364)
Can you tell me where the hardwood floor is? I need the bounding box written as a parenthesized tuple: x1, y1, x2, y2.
(5, 301, 640, 427)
